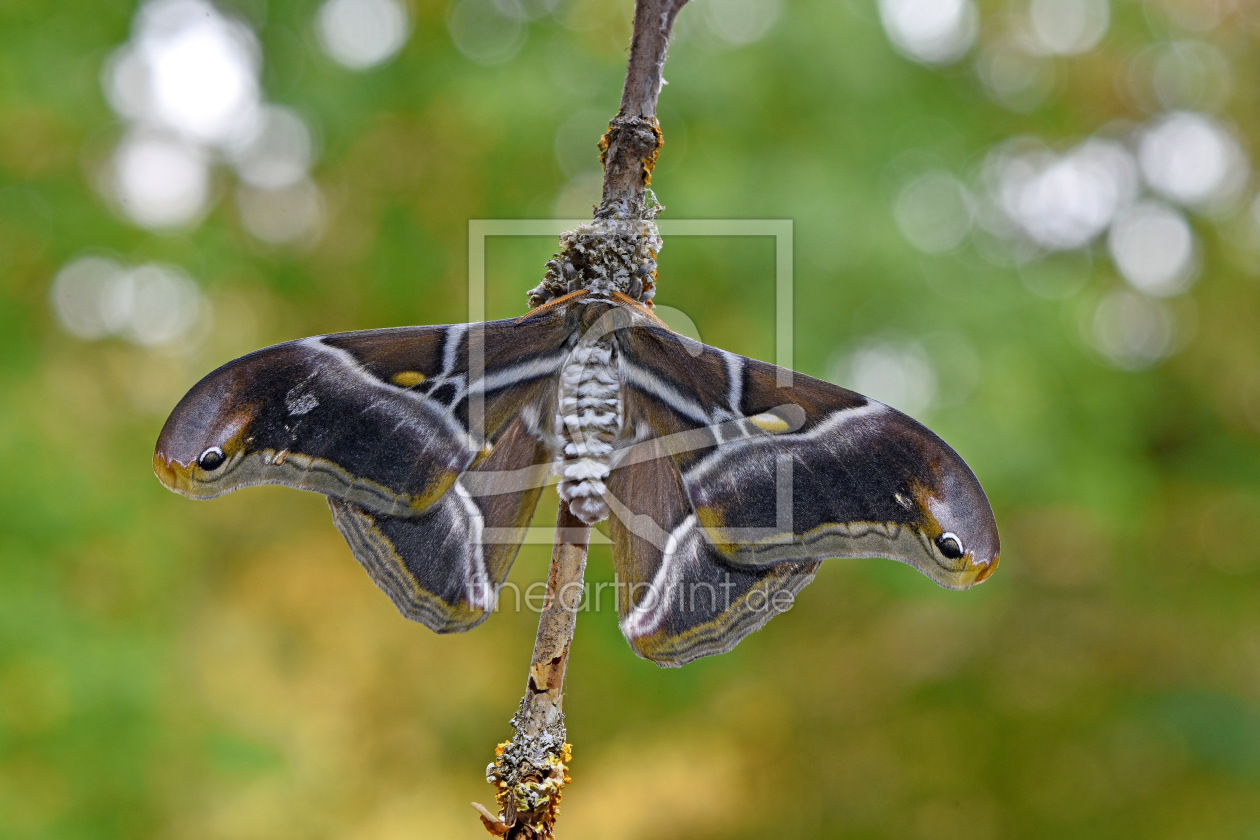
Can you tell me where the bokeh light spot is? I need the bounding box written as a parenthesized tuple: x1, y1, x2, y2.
(51, 257, 128, 340)
(699, 0, 783, 47)
(976, 42, 1057, 113)
(104, 0, 262, 146)
(448, 0, 527, 65)
(112, 264, 206, 346)
(490, 0, 563, 22)
(554, 109, 610, 178)
(1018, 249, 1093, 300)
(228, 105, 315, 190)
(1138, 111, 1247, 209)
(51, 257, 207, 348)
(236, 179, 325, 246)
(553, 171, 603, 218)
(985, 137, 1138, 251)
(100, 0, 319, 241)
(1025, 0, 1109, 56)
(893, 171, 974, 253)
(147, 13, 260, 144)
(316, 0, 412, 70)
(1151, 41, 1231, 112)
(1088, 290, 1174, 370)
(833, 339, 938, 417)
(878, 0, 977, 65)
(1107, 201, 1197, 297)
(109, 131, 211, 230)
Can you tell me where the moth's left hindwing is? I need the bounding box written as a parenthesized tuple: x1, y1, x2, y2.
(153, 313, 568, 632)
(328, 417, 550, 632)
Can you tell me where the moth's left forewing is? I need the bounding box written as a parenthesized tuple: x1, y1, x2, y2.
(617, 321, 999, 590)
(154, 317, 566, 514)
(155, 313, 569, 633)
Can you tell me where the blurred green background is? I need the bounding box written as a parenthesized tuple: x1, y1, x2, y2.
(4, 0, 1260, 837)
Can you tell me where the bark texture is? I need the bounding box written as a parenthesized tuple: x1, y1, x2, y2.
(598, 0, 690, 219)
(478, 503, 588, 839)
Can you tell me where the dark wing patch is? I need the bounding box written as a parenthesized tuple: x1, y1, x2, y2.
(154, 315, 567, 631)
(605, 432, 818, 666)
(615, 314, 999, 591)
(328, 416, 551, 633)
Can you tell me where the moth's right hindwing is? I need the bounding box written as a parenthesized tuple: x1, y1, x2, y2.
(605, 433, 819, 666)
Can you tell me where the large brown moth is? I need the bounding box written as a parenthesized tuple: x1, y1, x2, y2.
(154, 222, 998, 666)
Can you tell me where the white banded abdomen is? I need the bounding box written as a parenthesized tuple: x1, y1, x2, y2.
(554, 337, 622, 524)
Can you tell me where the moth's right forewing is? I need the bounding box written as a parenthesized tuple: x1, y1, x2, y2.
(616, 320, 999, 589)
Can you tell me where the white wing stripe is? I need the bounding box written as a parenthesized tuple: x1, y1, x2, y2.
(622, 361, 712, 427)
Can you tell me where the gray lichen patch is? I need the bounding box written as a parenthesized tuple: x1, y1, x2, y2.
(528, 215, 662, 308)
(481, 730, 572, 838)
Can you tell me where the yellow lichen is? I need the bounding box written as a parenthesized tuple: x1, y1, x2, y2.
(481, 742, 573, 839)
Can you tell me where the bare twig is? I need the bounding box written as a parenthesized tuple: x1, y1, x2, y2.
(598, 0, 691, 218)
(476, 1, 689, 836)
(478, 502, 588, 839)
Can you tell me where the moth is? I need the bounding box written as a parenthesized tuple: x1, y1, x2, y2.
(154, 232, 998, 667)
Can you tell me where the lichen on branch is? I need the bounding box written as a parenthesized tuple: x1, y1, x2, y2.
(527, 215, 662, 308)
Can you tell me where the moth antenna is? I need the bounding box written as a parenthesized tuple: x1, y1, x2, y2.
(611, 291, 670, 329)
(517, 288, 589, 323)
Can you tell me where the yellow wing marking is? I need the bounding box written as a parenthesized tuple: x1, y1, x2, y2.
(391, 370, 427, 387)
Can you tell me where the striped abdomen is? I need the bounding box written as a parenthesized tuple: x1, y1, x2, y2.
(554, 334, 622, 524)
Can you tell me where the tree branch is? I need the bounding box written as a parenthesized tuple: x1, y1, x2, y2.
(478, 502, 589, 839)
(598, 0, 691, 218)
(476, 1, 690, 836)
